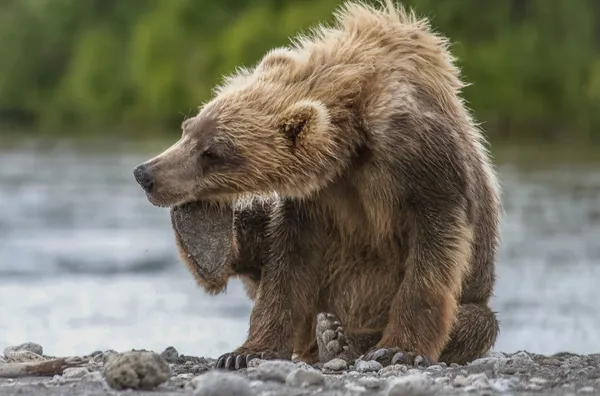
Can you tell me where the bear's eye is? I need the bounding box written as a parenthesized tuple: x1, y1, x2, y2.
(202, 149, 220, 160)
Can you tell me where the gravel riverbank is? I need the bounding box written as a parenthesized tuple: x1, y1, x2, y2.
(1, 343, 599, 395)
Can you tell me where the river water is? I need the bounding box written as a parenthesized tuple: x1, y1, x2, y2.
(0, 140, 599, 358)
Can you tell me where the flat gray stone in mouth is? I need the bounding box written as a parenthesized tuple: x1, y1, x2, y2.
(170, 201, 234, 286)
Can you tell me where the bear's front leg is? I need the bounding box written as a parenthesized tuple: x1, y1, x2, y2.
(363, 206, 473, 368)
(216, 199, 322, 370)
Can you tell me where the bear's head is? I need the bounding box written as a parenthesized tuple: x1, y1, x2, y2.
(133, 52, 364, 207)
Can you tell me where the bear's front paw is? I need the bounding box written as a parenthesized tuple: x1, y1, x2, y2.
(360, 347, 435, 368)
(215, 349, 282, 370)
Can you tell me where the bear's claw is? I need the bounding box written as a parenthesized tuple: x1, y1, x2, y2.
(361, 348, 434, 368)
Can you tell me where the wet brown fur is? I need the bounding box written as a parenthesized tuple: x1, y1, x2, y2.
(146, 0, 501, 366)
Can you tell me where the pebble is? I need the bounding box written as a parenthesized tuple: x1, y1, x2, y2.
(187, 370, 255, 396)
(357, 376, 382, 389)
(579, 386, 595, 393)
(255, 360, 298, 382)
(61, 367, 89, 380)
(4, 342, 43, 357)
(380, 364, 408, 378)
(510, 351, 535, 366)
(385, 373, 437, 396)
(160, 346, 179, 363)
(466, 373, 491, 390)
(323, 358, 347, 371)
(5, 350, 45, 363)
(356, 359, 383, 373)
(286, 368, 324, 387)
(454, 375, 468, 387)
(102, 351, 171, 390)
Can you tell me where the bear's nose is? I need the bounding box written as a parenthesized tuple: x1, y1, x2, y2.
(133, 164, 155, 193)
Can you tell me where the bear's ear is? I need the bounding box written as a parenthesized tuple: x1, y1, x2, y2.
(279, 100, 331, 146)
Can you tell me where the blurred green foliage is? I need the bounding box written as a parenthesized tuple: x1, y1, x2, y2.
(0, 0, 598, 143)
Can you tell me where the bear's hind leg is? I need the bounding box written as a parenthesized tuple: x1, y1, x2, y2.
(438, 303, 499, 365)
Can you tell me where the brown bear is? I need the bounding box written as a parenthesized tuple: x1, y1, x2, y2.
(133, 0, 502, 370)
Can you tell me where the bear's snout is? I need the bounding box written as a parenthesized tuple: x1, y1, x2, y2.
(133, 164, 155, 193)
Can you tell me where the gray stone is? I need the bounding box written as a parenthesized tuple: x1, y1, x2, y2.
(453, 375, 468, 387)
(578, 386, 595, 393)
(160, 346, 179, 363)
(466, 372, 491, 390)
(323, 358, 347, 371)
(285, 368, 324, 387)
(92, 349, 118, 365)
(386, 373, 437, 396)
(356, 359, 383, 373)
(510, 351, 535, 366)
(4, 342, 43, 357)
(357, 376, 382, 389)
(6, 350, 45, 363)
(380, 364, 408, 378)
(102, 351, 171, 390)
(187, 371, 255, 396)
(61, 367, 90, 380)
(255, 360, 298, 382)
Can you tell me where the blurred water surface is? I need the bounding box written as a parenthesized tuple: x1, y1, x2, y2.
(0, 140, 599, 358)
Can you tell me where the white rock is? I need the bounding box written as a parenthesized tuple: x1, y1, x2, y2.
(386, 374, 437, 396)
(578, 386, 595, 393)
(466, 373, 491, 390)
(510, 351, 535, 366)
(62, 367, 89, 380)
(453, 375, 468, 387)
(4, 342, 43, 357)
(255, 360, 298, 382)
(530, 377, 548, 385)
(323, 358, 347, 371)
(357, 377, 382, 389)
(188, 371, 255, 396)
(102, 351, 171, 390)
(356, 359, 383, 373)
(285, 368, 324, 387)
(5, 351, 44, 363)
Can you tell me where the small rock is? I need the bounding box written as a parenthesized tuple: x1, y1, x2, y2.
(247, 358, 265, 368)
(386, 373, 437, 396)
(160, 346, 179, 363)
(510, 351, 535, 366)
(466, 373, 491, 390)
(177, 373, 194, 380)
(380, 364, 408, 378)
(6, 351, 45, 363)
(579, 386, 595, 394)
(187, 371, 255, 396)
(255, 360, 298, 382)
(356, 359, 383, 373)
(345, 382, 367, 392)
(435, 377, 450, 386)
(526, 384, 543, 391)
(102, 351, 171, 390)
(82, 371, 104, 382)
(530, 377, 548, 385)
(425, 364, 442, 372)
(454, 375, 468, 387)
(62, 367, 89, 380)
(93, 349, 118, 365)
(286, 368, 324, 387)
(4, 342, 43, 357)
(358, 377, 382, 389)
(323, 358, 347, 371)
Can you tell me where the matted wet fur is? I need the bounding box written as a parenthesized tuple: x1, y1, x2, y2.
(136, 0, 502, 370)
